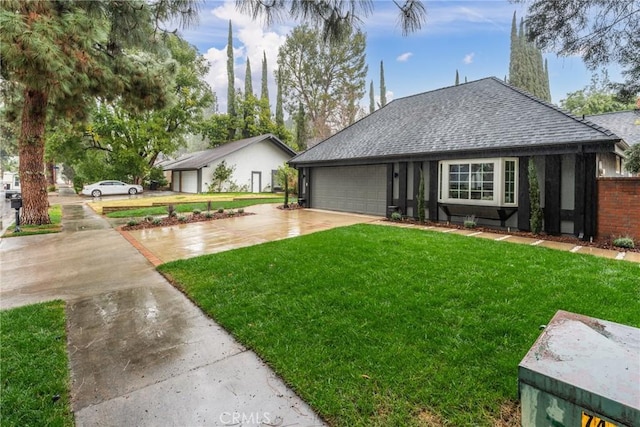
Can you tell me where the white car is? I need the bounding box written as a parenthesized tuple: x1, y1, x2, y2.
(82, 180, 143, 197)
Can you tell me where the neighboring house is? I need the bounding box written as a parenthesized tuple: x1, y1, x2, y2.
(163, 134, 296, 193)
(290, 77, 629, 240)
(587, 110, 640, 176)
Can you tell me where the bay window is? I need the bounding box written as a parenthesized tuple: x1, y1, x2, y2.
(439, 158, 518, 206)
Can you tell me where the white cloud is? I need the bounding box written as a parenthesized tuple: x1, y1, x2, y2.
(463, 53, 475, 64)
(396, 52, 413, 62)
(199, 1, 290, 113)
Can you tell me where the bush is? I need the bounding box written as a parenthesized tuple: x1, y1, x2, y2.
(145, 215, 154, 222)
(152, 218, 162, 225)
(238, 208, 244, 214)
(528, 158, 543, 234)
(390, 212, 402, 221)
(464, 215, 477, 229)
(177, 215, 187, 222)
(127, 219, 139, 226)
(613, 237, 635, 249)
(217, 207, 224, 213)
(193, 209, 202, 215)
(205, 211, 214, 218)
(227, 209, 236, 216)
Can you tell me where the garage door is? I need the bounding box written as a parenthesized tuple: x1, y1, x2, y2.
(181, 170, 198, 193)
(311, 165, 387, 216)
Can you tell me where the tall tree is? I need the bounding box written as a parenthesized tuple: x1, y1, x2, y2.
(369, 81, 375, 114)
(244, 58, 253, 96)
(0, 0, 199, 224)
(294, 102, 308, 151)
(236, 0, 426, 43)
(379, 60, 387, 107)
(275, 70, 285, 128)
(508, 12, 550, 102)
(226, 20, 237, 138)
(261, 51, 269, 103)
(259, 52, 272, 130)
(560, 71, 636, 116)
(455, 70, 460, 86)
(516, 0, 640, 99)
(277, 25, 367, 140)
(50, 35, 214, 186)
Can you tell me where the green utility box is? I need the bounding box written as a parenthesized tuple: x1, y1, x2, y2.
(519, 310, 639, 427)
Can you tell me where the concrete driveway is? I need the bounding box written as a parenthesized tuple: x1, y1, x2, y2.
(122, 203, 380, 265)
(0, 193, 377, 426)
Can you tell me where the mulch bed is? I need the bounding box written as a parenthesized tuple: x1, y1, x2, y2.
(121, 211, 254, 231)
(388, 218, 639, 253)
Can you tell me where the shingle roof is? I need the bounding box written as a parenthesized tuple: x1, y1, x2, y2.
(587, 110, 640, 146)
(163, 134, 296, 171)
(290, 77, 621, 165)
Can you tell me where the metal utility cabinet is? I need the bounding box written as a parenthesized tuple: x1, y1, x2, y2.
(519, 310, 639, 427)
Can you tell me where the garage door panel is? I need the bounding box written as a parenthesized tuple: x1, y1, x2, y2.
(311, 165, 386, 216)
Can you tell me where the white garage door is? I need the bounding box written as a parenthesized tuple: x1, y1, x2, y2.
(181, 170, 198, 193)
(311, 165, 387, 216)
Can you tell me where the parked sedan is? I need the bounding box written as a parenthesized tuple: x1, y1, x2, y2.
(82, 180, 143, 197)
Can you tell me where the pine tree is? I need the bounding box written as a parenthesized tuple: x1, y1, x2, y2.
(455, 70, 459, 86)
(227, 21, 236, 131)
(379, 60, 387, 107)
(369, 80, 375, 114)
(0, 1, 199, 224)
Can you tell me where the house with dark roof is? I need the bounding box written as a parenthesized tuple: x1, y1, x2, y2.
(587, 110, 640, 176)
(163, 134, 296, 193)
(290, 77, 630, 240)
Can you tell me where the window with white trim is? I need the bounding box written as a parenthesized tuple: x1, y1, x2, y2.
(439, 158, 518, 206)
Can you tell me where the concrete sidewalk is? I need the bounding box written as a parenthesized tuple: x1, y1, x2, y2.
(0, 193, 326, 426)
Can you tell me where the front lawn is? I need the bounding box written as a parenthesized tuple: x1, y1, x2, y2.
(2, 205, 62, 237)
(159, 224, 639, 426)
(0, 301, 73, 426)
(106, 197, 283, 218)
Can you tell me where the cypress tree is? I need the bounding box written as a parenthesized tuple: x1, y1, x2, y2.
(227, 20, 235, 117)
(455, 70, 459, 86)
(227, 20, 236, 139)
(275, 70, 284, 128)
(417, 168, 425, 222)
(528, 157, 543, 234)
(244, 58, 253, 96)
(379, 60, 387, 107)
(295, 102, 307, 151)
(369, 80, 375, 114)
(509, 12, 550, 102)
(261, 51, 269, 102)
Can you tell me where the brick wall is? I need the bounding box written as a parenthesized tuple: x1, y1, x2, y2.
(597, 177, 640, 241)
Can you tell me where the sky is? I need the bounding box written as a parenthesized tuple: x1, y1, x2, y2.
(177, 0, 623, 115)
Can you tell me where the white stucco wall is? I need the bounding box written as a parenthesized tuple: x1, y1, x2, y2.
(202, 140, 292, 193)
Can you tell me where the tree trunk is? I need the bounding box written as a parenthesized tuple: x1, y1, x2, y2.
(19, 88, 51, 225)
(46, 160, 56, 187)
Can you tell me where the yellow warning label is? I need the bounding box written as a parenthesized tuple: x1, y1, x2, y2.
(581, 412, 617, 427)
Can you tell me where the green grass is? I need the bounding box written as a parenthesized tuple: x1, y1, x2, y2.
(0, 300, 74, 426)
(3, 205, 62, 237)
(106, 198, 284, 218)
(159, 224, 640, 426)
